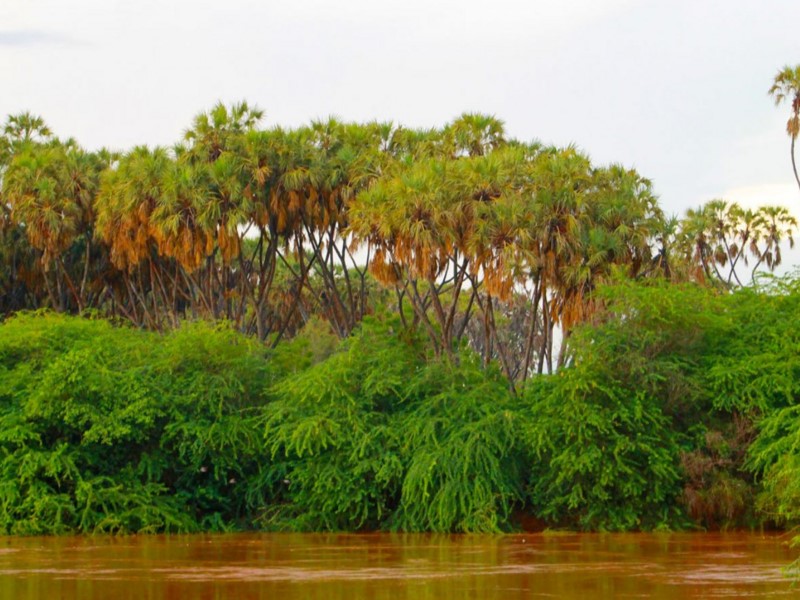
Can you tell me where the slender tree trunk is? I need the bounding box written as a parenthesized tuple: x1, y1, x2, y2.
(123, 275, 145, 327)
(403, 277, 446, 356)
(302, 221, 350, 337)
(485, 294, 517, 394)
(57, 258, 82, 312)
(80, 237, 91, 308)
(726, 232, 749, 286)
(455, 287, 477, 344)
(43, 269, 59, 311)
(537, 288, 550, 375)
(395, 287, 408, 329)
(557, 329, 571, 369)
(792, 135, 800, 194)
(521, 278, 542, 382)
(427, 274, 452, 351)
(335, 237, 356, 330)
(443, 258, 469, 338)
(358, 245, 371, 321)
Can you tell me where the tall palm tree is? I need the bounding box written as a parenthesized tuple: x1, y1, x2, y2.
(183, 101, 263, 163)
(96, 146, 173, 271)
(95, 146, 176, 326)
(1, 113, 54, 227)
(768, 65, 800, 194)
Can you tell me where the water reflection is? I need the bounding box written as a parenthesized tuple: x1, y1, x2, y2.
(0, 533, 794, 599)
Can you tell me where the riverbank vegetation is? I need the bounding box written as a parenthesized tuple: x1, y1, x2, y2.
(2, 74, 800, 534)
(2, 278, 800, 534)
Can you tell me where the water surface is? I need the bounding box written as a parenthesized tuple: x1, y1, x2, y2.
(0, 532, 795, 599)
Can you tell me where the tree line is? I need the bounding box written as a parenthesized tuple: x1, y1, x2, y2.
(0, 106, 796, 384)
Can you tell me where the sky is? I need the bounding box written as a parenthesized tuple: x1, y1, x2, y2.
(1, 0, 799, 223)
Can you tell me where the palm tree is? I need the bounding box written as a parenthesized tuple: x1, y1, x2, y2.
(3, 141, 102, 310)
(95, 146, 177, 326)
(446, 113, 506, 157)
(2, 112, 52, 146)
(96, 146, 173, 271)
(768, 65, 800, 194)
(750, 205, 797, 281)
(1, 112, 54, 229)
(183, 101, 263, 163)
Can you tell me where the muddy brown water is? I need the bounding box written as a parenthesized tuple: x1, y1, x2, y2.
(0, 532, 796, 599)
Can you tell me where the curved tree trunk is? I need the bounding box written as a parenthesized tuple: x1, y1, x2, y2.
(792, 135, 800, 194)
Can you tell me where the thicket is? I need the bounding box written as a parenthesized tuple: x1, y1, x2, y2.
(3, 275, 800, 534)
(0, 313, 277, 533)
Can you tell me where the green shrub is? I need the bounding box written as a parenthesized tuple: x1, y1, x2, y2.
(394, 357, 526, 532)
(524, 368, 684, 531)
(521, 281, 715, 531)
(262, 317, 417, 530)
(747, 405, 800, 525)
(7, 274, 800, 536)
(0, 313, 275, 534)
(263, 318, 529, 533)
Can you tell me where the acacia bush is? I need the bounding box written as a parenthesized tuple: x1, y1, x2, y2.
(263, 316, 531, 533)
(518, 282, 722, 530)
(261, 317, 417, 530)
(394, 357, 527, 532)
(523, 359, 685, 531)
(0, 313, 275, 533)
(731, 279, 800, 528)
(520, 276, 800, 531)
(0, 313, 536, 534)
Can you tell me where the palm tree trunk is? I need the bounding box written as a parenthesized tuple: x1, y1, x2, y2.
(80, 237, 91, 308)
(485, 295, 517, 394)
(792, 135, 800, 194)
(537, 288, 550, 375)
(521, 279, 542, 381)
(455, 287, 477, 344)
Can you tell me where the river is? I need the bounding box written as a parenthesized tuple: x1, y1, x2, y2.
(0, 532, 795, 598)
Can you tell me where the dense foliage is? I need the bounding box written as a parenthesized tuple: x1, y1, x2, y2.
(0, 313, 274, 533)
(3, 274, 800, 534)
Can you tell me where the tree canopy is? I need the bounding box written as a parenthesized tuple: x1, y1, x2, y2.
(2, 106, 794, 384)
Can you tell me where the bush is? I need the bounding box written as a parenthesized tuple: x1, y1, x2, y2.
(394, 357, 526, 532)
(0, 313, 274, 534)
(261, 317, 415, 530)
(524, 368, 684, 531)
(522, 281, 713, 531)
(263, 317, 529, 533)
(7, 274, 800, 535)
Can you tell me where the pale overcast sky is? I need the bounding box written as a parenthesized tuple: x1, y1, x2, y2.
(2, 0, 799, 220)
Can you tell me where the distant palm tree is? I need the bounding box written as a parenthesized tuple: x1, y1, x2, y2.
(446, 113, 506, 157)
(2, 112, 52, 145)
(768, 65, 800, 193)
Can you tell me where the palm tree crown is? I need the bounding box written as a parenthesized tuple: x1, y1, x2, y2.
(768, 65, 800, 193)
